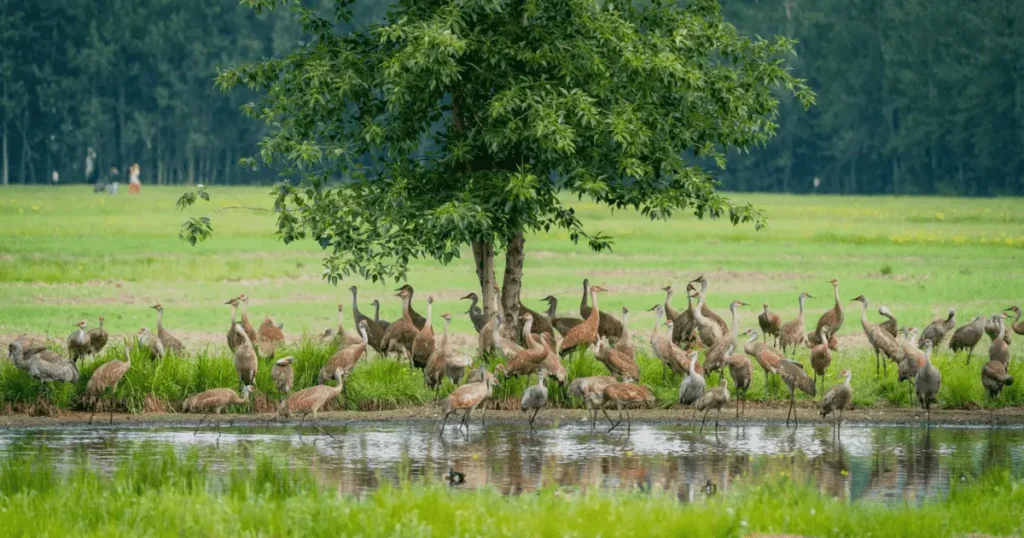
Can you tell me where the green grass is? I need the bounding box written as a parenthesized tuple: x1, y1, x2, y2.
(1, 446, 1022, 537)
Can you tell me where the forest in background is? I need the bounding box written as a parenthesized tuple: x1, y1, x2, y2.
(1, 0, 1021, 195)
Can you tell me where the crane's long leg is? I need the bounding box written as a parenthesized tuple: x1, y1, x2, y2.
(763, 370, 770, 401)
(439, 410, 453, 436)
(195, 413, 210, 435)
(785, 394, 793, 427)
(109, 394, 116, 425)
(967, 348, 973, 365)
(699, 409, 710, 434)
(735, 395, 740, 419)
(625, 408, 632, 436)
(883, 356, 888, 377)
(792, 394, 799, 428)
(89, 402, 98, 425)
(715, 407, 721, 435)
(602, 407, 615, 429)
(875, 350, 880, 378)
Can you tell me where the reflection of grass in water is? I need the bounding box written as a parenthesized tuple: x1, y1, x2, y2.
(0, 447, 1021, 536)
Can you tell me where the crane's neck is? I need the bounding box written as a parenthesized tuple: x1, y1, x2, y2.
(581, 280, 590, 310)
(350, 288, 360, 316)
(652, 308, 662, 335)
(373, 302, 381, 322)
(230, 305, 237, 325)
(98, 318, 104, 329)
(423, 302, 433, 332)
(725, 343, 735, 356)
(337, 309, 345, 333)
(819, 327, 828, 346)
(692, 293, 706, 321)
(686, 292, 694, 313)
(401, 294, 413, 325)
(441, 318, 451, 347)
(924, 346, 932, 364)
(744, 333, 758, 354)
(664, 288, 674, 309)
(844, 373, 852, 387)
(546, 300, 556, 319)
(996, 317, 1005, 341)
(688, 354, 697, 376)
(621, 310, 629, 330)
(729, 304, 739, 333)
(156, 309, 164, 329)
(832, 284, 840, 308)
(492, 316, 501, 342)
(588, 289, 600, 320)
(237, 324, 251, 347)
(359, 325, 368, 345)
(798, 294, 806, 316)
(859, 299, 869, 325)
(1012, 309, 1022, 324)
(908, 332, 919, 347)
(522, 317, 534, 341)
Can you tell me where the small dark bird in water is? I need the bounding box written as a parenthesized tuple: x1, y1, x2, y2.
(444, 468, 465, 486)
(703, 479, 717, 497)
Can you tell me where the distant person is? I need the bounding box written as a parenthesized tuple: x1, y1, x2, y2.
(108, 167, 120, 195)
(128, 163, 141, 194)
(85, 147, 98, 184)
(51, 170, 59, 187)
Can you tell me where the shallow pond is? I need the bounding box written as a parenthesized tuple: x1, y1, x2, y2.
(2, 421, 1022, 504)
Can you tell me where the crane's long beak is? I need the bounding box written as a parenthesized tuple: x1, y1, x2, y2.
(460, 294, 473, 300)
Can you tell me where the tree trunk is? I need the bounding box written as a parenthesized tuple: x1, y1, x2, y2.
(472, 240, 497, 321)
(501, 232, 525, 339)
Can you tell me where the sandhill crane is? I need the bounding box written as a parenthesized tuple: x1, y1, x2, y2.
(542, 295, 583, 336)
(915, 340, 941, 424)
(704, 300, 748, 374)
(743, 329, 783, 399)
(811, 279, 844, 346)
(1007, 306, 1024, 336)
(820, 369, 853, 435)
(277, 370, 345, 432)
(258, 316, 285, 359)
(694, 377, 729, 434)
(688, 275, 730, 335)
(371, 299, 390, 335)
(507, 313, 547, 366)
(809, 326, 833, 396)
(232, 323, 258, 391)
(898, 328, 926, 384)
(349, 286, 384, 352)
(852, 295, 901, 378)
(182, 385, 253, 434)
(670, 289, 698, 347)
(319, 321, 368, 406)
(984, 313, 1012, 345)
(579, 279, 622, 342)
(425, 313, 473, 399)
(329, 304, 362, 349)
(778, 358, 816, 427)
(591, 338, 640, 381)
(237, 294, 259, 346)
(382, 287, 421, 359)
(779, 292, 813, 353)
(538, 333, 568, 385)
(462, 293, 487, 332)
(678, 352, 706, 408)
(561, 284, 607, 356)
(67, 320, 91, 363)
(411, 297, 436, 368)
(225, 298, 245, 352)
(878, 306, 898, 338)
(723, 344, 752, 418)
(650, 307, 694, 378)
(137, 328, 164, 360)
(516, 299, 555, 340)
(602, 382, 655, 435)
(86, 347, 131, 424)
(662, 285, 681, 320)
(151, 304, 184, 355)
(988, 313, 1011, 367)
(613, 307, 636, 359)
(568, 375, 617, 430)
(10, 335, 46, 359)
(273, 356, 295, 396)
(759, 303, 782, 347)
(520, 369, 549, 434)
(9, 341, 78, 411)
(87, 316, 108, 356)
(440, 373, 498, 436)
(920, 309, 956, 349)
(476, 287, 503, 353)
(981, 358, 1013, 412)
(394, 284, 427, 328)
(949, 316, 987, 363)
(690, 289, 724, 349)
(491, 313, 526, 358)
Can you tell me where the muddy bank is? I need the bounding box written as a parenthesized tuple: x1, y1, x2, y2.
(3, 403, 1024, 429)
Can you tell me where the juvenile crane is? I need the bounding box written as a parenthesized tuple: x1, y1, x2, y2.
(542, 295, 584, 336)
(349, 286, 385, 352)
(410, 296, 436, 368)
(779, 292, 813, 354)
(602, 382, 655, 436)
(258, 316, 285, 359)
(9, 341, 78, 411)
(440, 373, 498, 436)
(382, 287, 421, 359)
(329, 304, 362, 349)
(694, 377, 729, 435)
(425, 313, 473, 399)
(810, 279, 843, 349)
(151, 303, 184, 355)
(272, 356, 295, 396)
(690, 289, 724, 349)
(225, 298, 245, 352)
(67, 320, 92, 363)
(87, 316, 109, 356)
(232, 323, 258, 391)
(538, 333, 568, 385)
(809, 326, 833, 396)
(985, 313, 1012, 345)
(86, 347, 132, 424)
(687, 275, 730, 335)
(278, 370, 346, 430)
(591, 338, 640, 381)
(650, 307, 694, 378)
(779, 358, 816, 427)
(661, 285, 681, 321)
(820, 370, 853, 435)
(461, 293, 487, 333)
(853, 295, 901, 378)
(137, 328, 164, 360)
(371, 299, 390, 334)
(394, 285, 427, 328)
(670, 289, 698, 347)
(237, 294, 260, 345)
(743, 329, 783, 399)
(678, 352, 706, 409)
(1006, 305, 1024, 336)
(613, 306, 636, 359)
(878, 306, 898, 338)
(579, 279, 623, 342)
(949, 316, 988, 363)
(567, 375, 617, 430)
(704, 300, 748, 374)
(898, 328, 926, 392)
(319, 321, 369, 405)
(723, 344, 752, 418)
(182, 385, 253, 434)
(915, 340, 941, 424)
(561, 284, 607, 356)
(520, 369, 549, 434)
(920, 309, 956, 349)
(758, 303, 782, 347)
(988, 313, 1010, 367)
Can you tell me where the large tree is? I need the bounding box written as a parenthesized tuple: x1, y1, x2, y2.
(187, 0, 813, 328)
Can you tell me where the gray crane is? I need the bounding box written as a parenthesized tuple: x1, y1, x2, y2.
(915, 339, 941, 425)
(520, 369, 549, 434)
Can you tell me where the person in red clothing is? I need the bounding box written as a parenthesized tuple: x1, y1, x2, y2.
(128, 163, 141, 194)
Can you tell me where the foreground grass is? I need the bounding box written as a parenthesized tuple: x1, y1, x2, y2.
(2, 337, 1020, 414)
(1, 447, 1020, 537)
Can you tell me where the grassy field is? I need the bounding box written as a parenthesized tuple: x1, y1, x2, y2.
(1, 446, 1021, 537)
(1, 186, 1023, 414)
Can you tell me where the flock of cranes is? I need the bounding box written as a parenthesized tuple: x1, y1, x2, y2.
(5, 276, 1023, 436)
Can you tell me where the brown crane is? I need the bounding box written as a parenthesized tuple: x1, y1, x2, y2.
(425, 313, 472, 399)
(601, 382, 655, 435)
(232, 323, 258, 391)
(10, 335, 46, 360)
(237, 294, 260, 347)
(394, 284, 426, 329)
(670, 289, 699, 347)
(319, 321, 368, 406)
(723, 345, 752, 418)
(410, 296, 436, 369)
(349, 285, 385, 352)
(516, 299, 554, 340)
(329, 304, 362, 349)
(981, 358, 1014, 409)
(820, 369, 853, 435)
(915, 340, 941, 424)
(476, 287, 503, 354)
(9, 341, 78, 412)
(579, 279, 622, 342)
(567, 375, 617, 430)
(371, 299, 390, 335)
(694, 377, 729, 435)
(809, 326, 833, 396)
(779, 292, 813, 353)
(258, 316, 285, 359)
(704, 300, 749, 374)
(225, 298, 245, 352)
(151, 304, 184, 355)
(536, 333, 567, 384)
(688, 275, 730, 335)
(878, 306, 898, 338)
(272, 356, 295, 396)
(758, 303, 782, 347)
(520, 369, 550, 434)
(661, 285, 681, 320)
(440, 373, 498, 436)
(650, 307, 696, 378)
(613, 306, 636, 359)
(381, 287, 421, 359)
(277, 370, 346, 431)
(689, 288, 724, 349)
(542, 295, 584, 337)
(984, 313, 1012, 345)
(778, 358, 816, 427)
(678, 351, 706, 409)
(87, 316, 109, 356)
(137, 327, 164, 360)
(182, 385, 253, 434)
(852, 295, 901, 378)
(67, 320, 92, 363)
(86, 347, 132, 424)
(743, 329, 783, 399)
(495, 315, 550, 380)
(461, 293, 487, 333)
(1007, 305, 1024, 336)
(988, 313, 1011, 367)
(919, 308, 956, 349)
(591, 338, 640, 381)
(561, 284, 607, 357)
(949, 316, 988, 363)
(811, 279, 844, 348)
